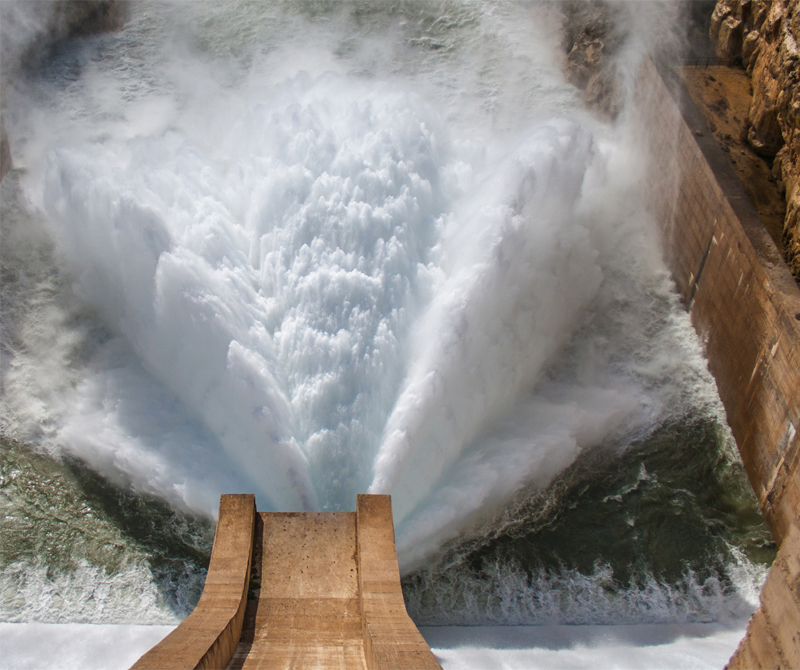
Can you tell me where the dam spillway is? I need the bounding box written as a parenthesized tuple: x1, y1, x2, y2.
(0, 2, 789, 667)
(131, 494, 440, 670)
(126, 56, 800, 668)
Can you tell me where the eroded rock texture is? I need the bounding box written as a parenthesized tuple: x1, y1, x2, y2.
(711, 0, 800, 276)
(561, 0, 624, 119)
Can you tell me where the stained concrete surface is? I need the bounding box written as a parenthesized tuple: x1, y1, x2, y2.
(129, 495, 440, 670)
(227, 512, 366, 669)
(637, 57, 800, 668)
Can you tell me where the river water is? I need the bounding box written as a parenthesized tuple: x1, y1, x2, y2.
(0, 0, 774, 662)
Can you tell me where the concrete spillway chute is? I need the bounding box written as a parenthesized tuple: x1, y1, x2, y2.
(130, 494, 441, 670)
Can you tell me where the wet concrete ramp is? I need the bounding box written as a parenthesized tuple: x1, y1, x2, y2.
(130, 494, 441, 670)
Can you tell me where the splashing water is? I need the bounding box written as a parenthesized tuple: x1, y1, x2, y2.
(0, 0, 773, 627)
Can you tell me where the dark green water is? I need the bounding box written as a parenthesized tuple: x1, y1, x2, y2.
(0, 436, 212, 622)
(402, 415, 774, 624)
(1, 410, 774, 625)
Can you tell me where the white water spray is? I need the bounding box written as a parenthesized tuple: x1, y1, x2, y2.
(0, 0, 766, 631)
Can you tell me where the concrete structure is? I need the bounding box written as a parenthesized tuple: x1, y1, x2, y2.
(635, 57, 800, 667)
(131, 494, 256, 670)
(130, 494, 441, 670)
(729, 523, 800, 668)
(132, 56, 800, 669)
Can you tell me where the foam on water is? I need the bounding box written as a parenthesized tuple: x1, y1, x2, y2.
(405, 552, 766, 626)
(422, 623, 749, 670)
(0, 621, 748, 670)
(0, 0, 772, 630)
(0, 623, 177, 670)
(0, 436, 212, 623)
(0, 561, 178, 625)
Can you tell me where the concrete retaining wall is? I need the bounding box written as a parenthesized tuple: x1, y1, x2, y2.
(356, 495, 441, 670)
(131, 494, 256, 670)
(635, 57, 800, 667)
(129, 494, 439, 670)
(729, 524, 800, 668)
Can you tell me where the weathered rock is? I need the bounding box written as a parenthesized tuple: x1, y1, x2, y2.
(560, 0, 624, 120)
(718, 14, 746, 57)
(748, 51, 784, 156)
(584, 65, 622, 119)
(561, 0, 614, 56)
(566, 31, 606, 90)
(742, 29, 762, 69)
(711, 0, 800, 278)
(778, 142, 800, 273)
(709, 1, 733, 43)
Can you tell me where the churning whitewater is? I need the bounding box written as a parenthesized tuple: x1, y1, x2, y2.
(1, 0, 772, 628)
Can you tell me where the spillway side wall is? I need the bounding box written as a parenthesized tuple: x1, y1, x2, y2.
(129, 494, 256, 670)
(727, 525, 800, 668)
(356, 494, 442, 670)
(635, 58, 800, 545)
(634, 58, 800, 669)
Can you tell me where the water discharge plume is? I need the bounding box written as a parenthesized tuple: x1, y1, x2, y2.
(43, 134, 318, 511)
(0, 0, 773, 633)
(369, 119, 603, 523)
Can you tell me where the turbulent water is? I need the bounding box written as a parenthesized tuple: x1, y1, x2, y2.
(0, 0, 774, 629)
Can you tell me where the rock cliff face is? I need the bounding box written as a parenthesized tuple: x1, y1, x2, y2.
(561, 1, 624, 119)
(561, 1, 717, 119)
(711, 0, 800, 276)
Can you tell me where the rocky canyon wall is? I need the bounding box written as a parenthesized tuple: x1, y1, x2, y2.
(711, 0, 800, 277)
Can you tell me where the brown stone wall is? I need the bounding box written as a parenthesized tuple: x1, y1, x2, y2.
(636, 57, 800, 545)
(710, 0, 800, 278)
(635, 56, 800, 667)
